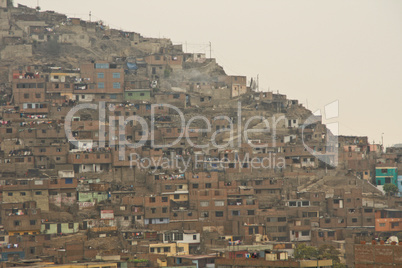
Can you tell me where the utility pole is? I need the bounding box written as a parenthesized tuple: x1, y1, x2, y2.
(257, 74, 259, 92)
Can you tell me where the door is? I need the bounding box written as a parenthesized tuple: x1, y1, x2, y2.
(57, 223, 62, 234)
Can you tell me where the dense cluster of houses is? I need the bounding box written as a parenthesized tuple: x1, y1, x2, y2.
(0, 2, 401, 268)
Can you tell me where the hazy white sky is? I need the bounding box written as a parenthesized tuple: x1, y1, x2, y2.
(17, 0, 402, 147)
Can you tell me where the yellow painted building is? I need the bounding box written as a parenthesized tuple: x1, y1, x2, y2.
(149, 242, 189, 256)
(163, 191, 189, 202)
(8, 230, 40, 236)
(38, 262, 118, 268)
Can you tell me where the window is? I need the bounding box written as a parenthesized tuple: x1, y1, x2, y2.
(248, 210, 255, 215)
(165, 185, 172, 190)
(30, 247, 35, 254)
(98, 82, 105, 89)
(352, 218, 358, 223)
(301, 231, 310, 236)
(151, 208, 156, 214)
(192, 183, 199, 189)
(20, 192, 26, 196)
(113, 73, 120, 78)
(68, 223, 74, 229)
(174, 194, 180, 199)
(24, 93, 29, 98)
(205, 183, 211, 188)
(8, 192, 13, 196)
(95, 63, 109, 69)
(232, 210, 240, 216)
(319, 232, 324, 237)
(140, 93, 145, 96)
(379, 223, 386, 227)
(162, 196, 168, 202)
(35, 191, 41, 195)
(391, 222, 399, 228)
(30, 220, 36, 225)
(113, 82, 120, 89)
(162, 207, 168, 213)
(110, 94, 117, 99)
(278, 217, 286, 222)
(97, 72, 104, 78)
(150, 197, 156, 203)
(14, 220, 20, 226)
(35, 93, 41, 98)
(215, 211, 224, 217)
(328, 231, 335, 237)
(215, 201, 224, 207)
(200, 201, 209, 207)
(201, 211, 209, 218)
(364, 208, 373, 213)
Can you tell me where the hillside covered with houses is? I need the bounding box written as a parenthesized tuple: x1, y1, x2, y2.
(0, 2, 401, 268)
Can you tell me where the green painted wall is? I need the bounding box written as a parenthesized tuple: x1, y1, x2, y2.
(78, 191, 108, 202)
(124, 91, 151, 101)
(376, 167, 398, 186)
(41, 222, 79, 234)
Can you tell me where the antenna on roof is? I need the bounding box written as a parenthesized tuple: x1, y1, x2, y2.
(89, 11, 92, 22)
